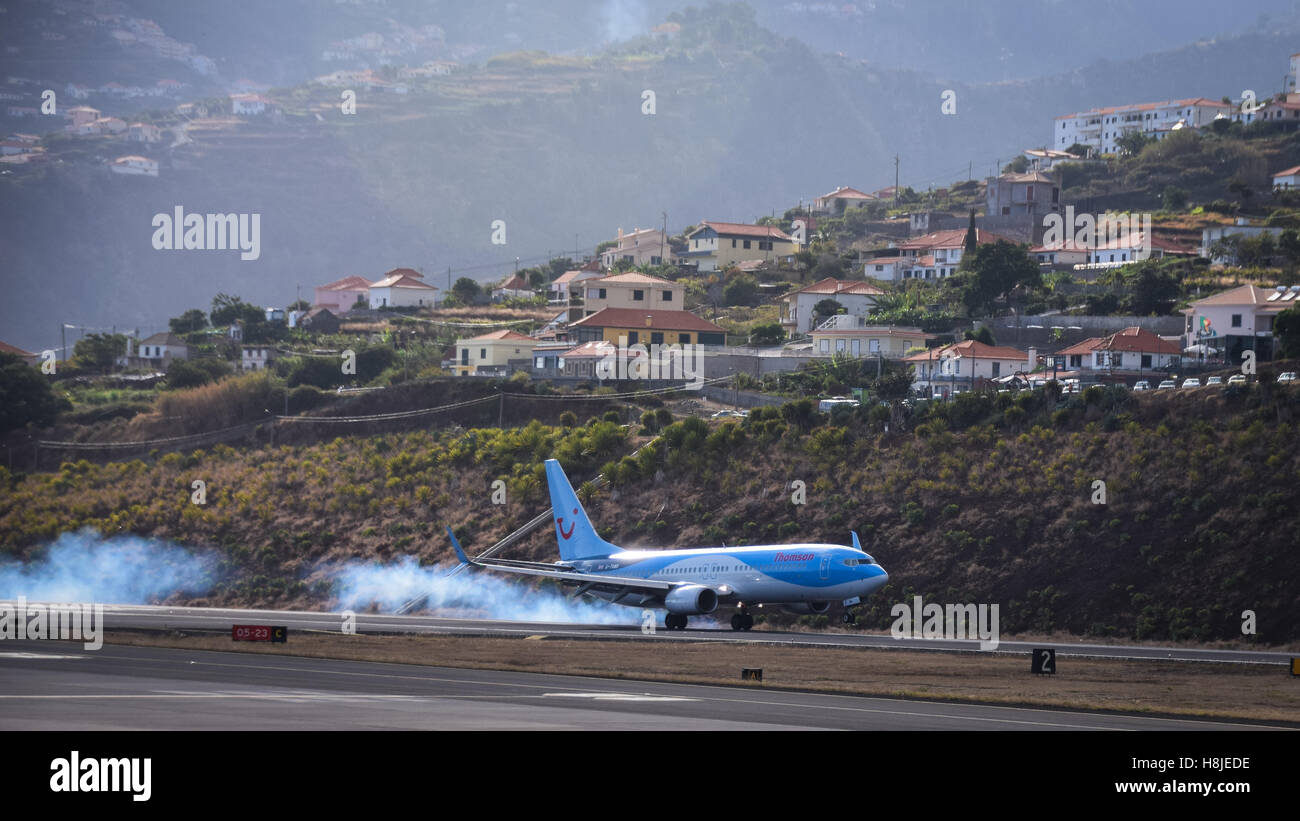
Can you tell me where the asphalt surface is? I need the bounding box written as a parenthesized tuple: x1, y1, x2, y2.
(34, 602, 1295, 666)
(0, 641, 1286, 730)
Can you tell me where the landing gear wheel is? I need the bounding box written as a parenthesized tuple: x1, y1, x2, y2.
(842, 611, 857, 625)
(730, 614, 744, 631)
(742, 614, 754, 631)
(666, 613, 687, 630)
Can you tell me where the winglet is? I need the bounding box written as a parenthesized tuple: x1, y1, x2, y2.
(446, 526, 471, 565)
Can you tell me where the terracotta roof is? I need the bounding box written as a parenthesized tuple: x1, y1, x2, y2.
(692, 221, 794, 241)
(381, 267, 423, 279)
(464, 329, 536, 343)
(1055, 97, 1232, 120)
(593, 272, 677, 286)
(496, 274, 530, 291)
(1060, 326, 1180, 356)
(897, 228, 1014, 251)
(371, 272, 436, 289)
(558, 341, 619, 359)
(1032, 232, 1191, 253)
(1056, 338, 1103, 356)
(0, 340, 37, 358)
(995, 171, 1059, 184)
(1191, 284, 1285, 307)
(322, 275, 372, 291)
(904, 340, 1027, 362)
(140, 332, 187, 347)
(1275, 165, 1300, 177)
(818, 185, 873, 200)
(812, 326, 933, 338)
(553, 269, 602, 285)
(569, 308, 724, 333)
(791, 277, 885, 297)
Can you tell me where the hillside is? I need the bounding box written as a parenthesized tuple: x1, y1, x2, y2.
(6, 5, 1300, 351)
(3, 377, 1298, 644)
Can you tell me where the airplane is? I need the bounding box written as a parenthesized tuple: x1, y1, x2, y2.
(446, 459, 889, 631)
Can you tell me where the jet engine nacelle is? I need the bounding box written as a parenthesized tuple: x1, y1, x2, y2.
(664, 585, 718, 615)
(782, 601, 831, 615)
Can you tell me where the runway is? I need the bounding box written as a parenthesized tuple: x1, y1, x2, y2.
(45, 602, 1296, 666)
(0, 641, 1284, 730)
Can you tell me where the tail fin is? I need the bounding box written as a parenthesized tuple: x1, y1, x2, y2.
(545, 459, 621, 561)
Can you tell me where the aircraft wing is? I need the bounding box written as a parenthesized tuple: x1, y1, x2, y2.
(447, 527, 733, 601)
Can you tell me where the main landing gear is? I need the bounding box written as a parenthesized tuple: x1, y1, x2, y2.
(730, 610, 754, 631)
(842, 610, 857, 624)
(665, 613, 689, 630)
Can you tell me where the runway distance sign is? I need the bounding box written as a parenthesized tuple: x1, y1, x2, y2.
(232, 625, 288, 643)
(1032, 648, 1056, 674)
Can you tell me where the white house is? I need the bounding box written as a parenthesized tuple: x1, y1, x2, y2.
(906, 340, 1032, 396)
(125, 122, 163, 143)
(813, 185, 874, 214)
(867, 228, 1015, 282)
(599, 227, 672, 268)
(549, 268, 603, 304)
(492, 273, 534, 302)
(128, 332, 189, 370)
(779, 277, 884, 335)
(1053, 97, 1232, 154)
(1183, 284, 1299, 362)
(241, 345, 277, 371)
(1274, 165, 1300, 189)
(230, 93, 273, 115)
(1201, 219, 1289, 264)
(109, 155, 158, 176)
(368, 268, 438, 308)
(1055, 326, 1181, 373)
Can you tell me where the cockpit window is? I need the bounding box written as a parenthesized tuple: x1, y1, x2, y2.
(843, 558, 859, 566)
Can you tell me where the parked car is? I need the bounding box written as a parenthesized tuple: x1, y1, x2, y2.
(1181, 377, 1201, 388)
(1278, 372, 1298, 383)
(1132, 380, 1151, 391)
(711, 409, 748, 419)
(1157, 379, 1177, 390)
(1205, 376, 1223, 386)
(1228, 374, 1247, 385)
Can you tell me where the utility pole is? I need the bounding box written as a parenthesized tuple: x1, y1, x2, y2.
(968, 160, 972, 181)
(661, 211, 667, 266)
(894, 154, 900, 206)
(497, 390, 504, 427)
(60, 323, 66, 363)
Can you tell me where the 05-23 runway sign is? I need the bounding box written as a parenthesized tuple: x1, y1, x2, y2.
(232, 625, 287, 643)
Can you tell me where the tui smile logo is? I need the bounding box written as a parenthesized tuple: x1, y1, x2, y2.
(556, 509, 578, 540)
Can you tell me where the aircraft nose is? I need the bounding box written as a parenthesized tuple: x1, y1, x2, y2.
(867, 565, 888, 591)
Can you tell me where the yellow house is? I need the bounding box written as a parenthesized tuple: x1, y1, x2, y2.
(453, 329, 537, 375)
(810, 316, 934, 359)
(681, 221, 800, 272)
(568, 308, 727, 346)
(582, 272, 686, 316)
